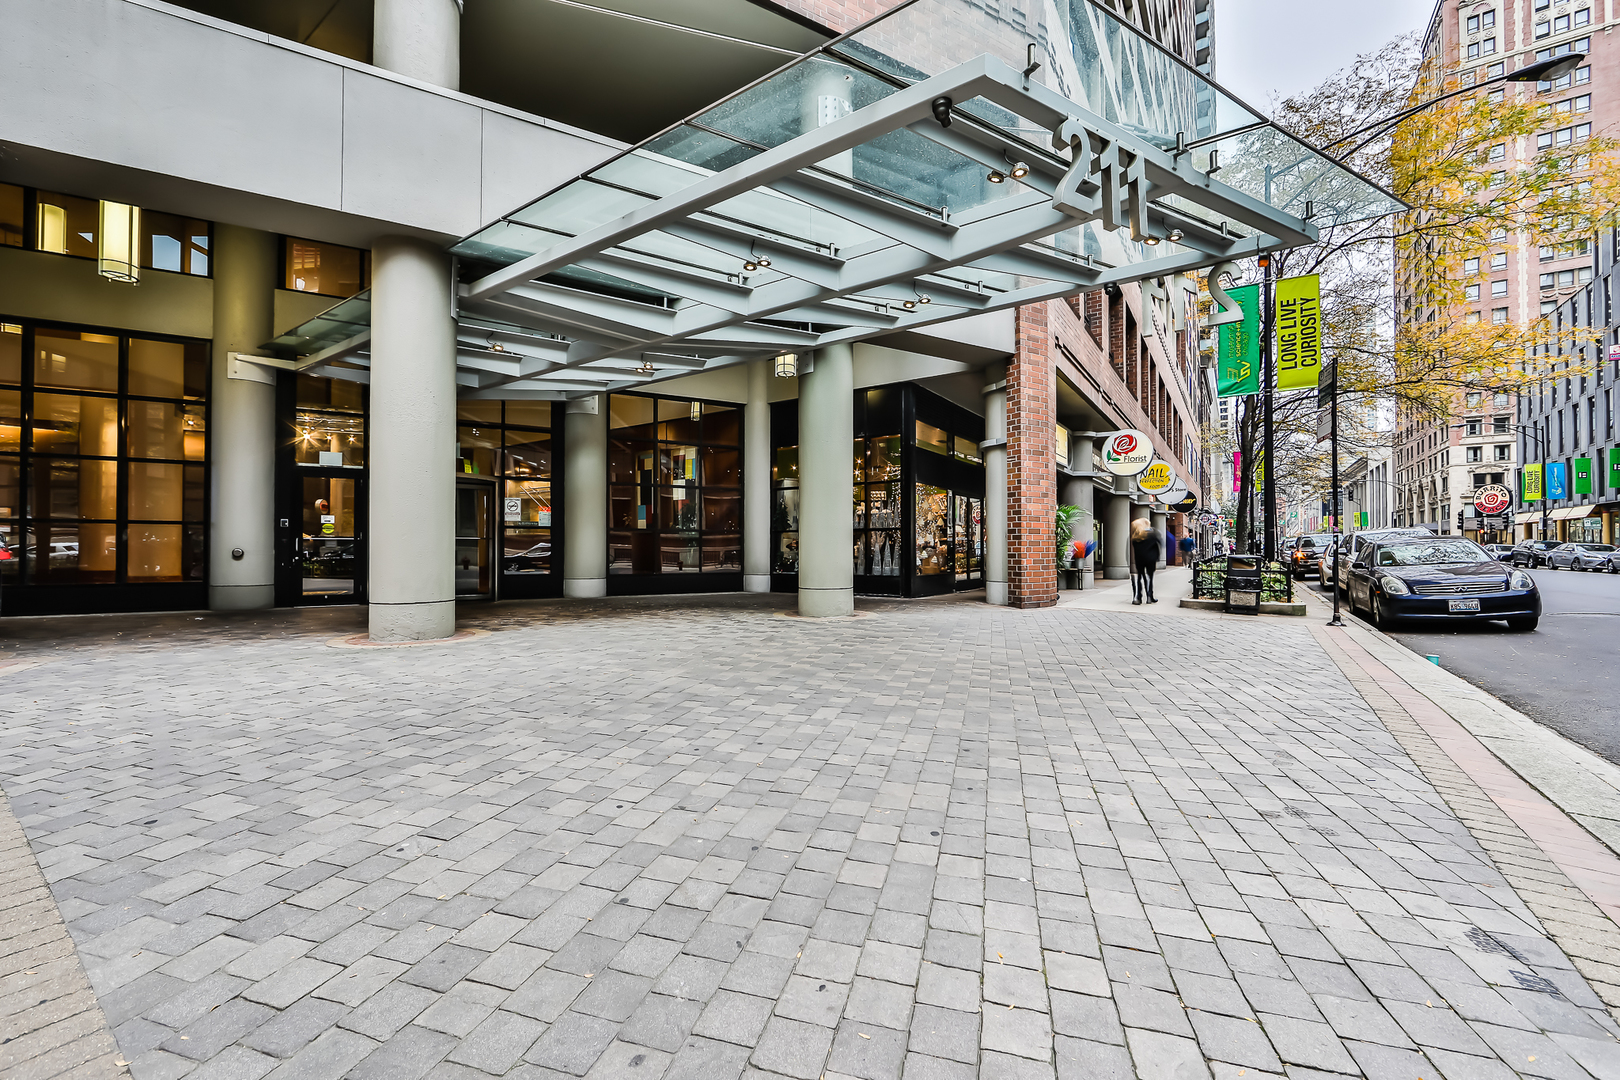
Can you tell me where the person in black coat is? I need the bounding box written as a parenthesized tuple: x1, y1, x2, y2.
(1130, 518, 1161, 604)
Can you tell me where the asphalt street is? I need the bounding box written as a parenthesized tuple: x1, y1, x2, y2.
(1312, 566, 1620, 767)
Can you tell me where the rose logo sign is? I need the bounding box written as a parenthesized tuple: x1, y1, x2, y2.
(1102, 429, 1154, 476)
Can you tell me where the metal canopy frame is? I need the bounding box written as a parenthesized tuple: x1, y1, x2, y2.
(265, 0, 1400, 398)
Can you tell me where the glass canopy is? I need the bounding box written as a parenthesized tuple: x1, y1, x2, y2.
(269, 0, 1400, 397)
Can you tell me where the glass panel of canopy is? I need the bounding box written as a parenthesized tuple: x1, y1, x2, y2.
(275, 0, 1400, 397)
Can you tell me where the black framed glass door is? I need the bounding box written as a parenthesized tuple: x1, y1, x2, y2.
(295, 471, 364, 603)
(456, 479, 495, 599)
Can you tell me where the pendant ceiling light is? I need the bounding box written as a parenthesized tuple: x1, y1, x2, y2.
(98, 201, 141, 283)
(774, 352, 798, 378)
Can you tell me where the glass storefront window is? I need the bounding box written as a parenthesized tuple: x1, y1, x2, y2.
(0, 323, 20, 383)
(294, 410, 362, 467)
(608, 393, 740, 576)
(4, 322, 209, 592)
(915, 484, 950, 575)
(458, 426, 498, 475)
(916, 420, 949, 457)
(35, 330, 118, 392)
(129, 338, 207, 398)
(284, 237, 368, 298)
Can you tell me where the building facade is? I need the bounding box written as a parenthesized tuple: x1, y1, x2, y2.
(1516, 227, 1620, 543)
(1396, 0, 1614, 540)
(0, 0, 1364, 634)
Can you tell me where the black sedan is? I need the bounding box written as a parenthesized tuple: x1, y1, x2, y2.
(1344, 536, 1540, 632)
(1547, 542, 1615, 570)
(1509, 539, 1561, 567)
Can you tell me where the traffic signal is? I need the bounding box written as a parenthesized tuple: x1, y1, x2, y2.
(1457, 509, 1466, 533)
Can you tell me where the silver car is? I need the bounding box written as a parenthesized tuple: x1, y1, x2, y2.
(1548, 542, 1616, 570)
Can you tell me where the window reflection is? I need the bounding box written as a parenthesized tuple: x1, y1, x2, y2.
(284, 237, 369, 298)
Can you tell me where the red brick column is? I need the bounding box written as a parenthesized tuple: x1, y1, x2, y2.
(1007, 302, 1057, 608)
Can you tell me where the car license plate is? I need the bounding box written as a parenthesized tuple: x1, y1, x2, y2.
(1448, 598, 1481, 612)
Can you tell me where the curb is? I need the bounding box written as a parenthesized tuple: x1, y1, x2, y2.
(1298, 584, 1620, 858)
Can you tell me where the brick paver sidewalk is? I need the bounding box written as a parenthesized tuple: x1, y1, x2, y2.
(1, 595, 1617, 1080)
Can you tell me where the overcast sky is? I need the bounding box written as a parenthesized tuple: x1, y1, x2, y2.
(1214, 0, 1428, 111)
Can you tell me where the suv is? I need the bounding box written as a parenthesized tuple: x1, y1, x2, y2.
(1286, 534, 1335, 579)
(1509, 539, 1561, 568)
(1329, 528, 1433, 595)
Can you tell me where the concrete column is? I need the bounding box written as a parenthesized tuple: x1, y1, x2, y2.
(1059, 474, 1093, 589)
(798, 344, 854, 617)
(1151, 509, 1168, 568)
(209, 225, 277, 611)
(369, 236, 456, 641)
(563, 395, 608, 598)
(743, 360, 771, 593)
(983, 364, 1008, 605)
(1102, 492, 1130, 579)
(374, 0, 460, 89)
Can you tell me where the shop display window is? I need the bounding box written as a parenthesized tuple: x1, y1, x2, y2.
(608, 393, 741, 576)
(0, 322, 208, 588)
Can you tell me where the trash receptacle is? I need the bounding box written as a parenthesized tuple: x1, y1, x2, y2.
(1225, 554, 1261, 615)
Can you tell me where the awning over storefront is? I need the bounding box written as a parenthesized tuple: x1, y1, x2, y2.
(264, 0, 1400, 396)
(1549, 505, 1597, 520)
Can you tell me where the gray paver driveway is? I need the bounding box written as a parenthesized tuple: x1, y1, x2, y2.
(1, 594, 1617, 1080)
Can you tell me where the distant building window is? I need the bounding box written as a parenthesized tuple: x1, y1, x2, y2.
(1574, 7, 1590, 26)
(1464, 257, 1480, 274)
(1490, 252, 1507, 271)
(0, 183, 21, 248)
(1466, 310, 1482, 324)
(1495, 444, 1511, 460)
(1539, 67, 1591, 91)
(1535, 20, 1551, 37)
(1481, 37, 1496, 55)
(1541, 300, 1558, 314)
(283, 238, 369, 298)
(24, 188, 210, 276)
(1466, 446, 1483, 462)
(1488, 143, 1505, 161)
(1492, 307, 1509, 323)
(1466, 283, 1482, 301)
(1491, 280, 1508, 298)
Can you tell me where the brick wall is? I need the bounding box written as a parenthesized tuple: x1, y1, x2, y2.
(1008, 303, 1057, 608)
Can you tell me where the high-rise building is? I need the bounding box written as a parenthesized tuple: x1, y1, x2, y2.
(1394, 0, 1606, 538)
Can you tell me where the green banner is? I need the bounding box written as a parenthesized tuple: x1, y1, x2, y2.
(1275, 274, 1322, 391)
(1217, 284, 1260, 397)
(1575, 456, 1593, 495)
(1523, 463, 1543, 502)
(1611, 447, 1620, 489)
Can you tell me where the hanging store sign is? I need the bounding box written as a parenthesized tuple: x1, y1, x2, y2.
(1473, 485, 1512, 516)
(1171, 492, 1198, 513)
(1523, 464, 1543, 502)
(1217, 284, 1260, 398)
(1574, 456, 1593, 495)
(1611, 447, 1620, 488)
(1275, 274, 1322, 392)
(1548, 461, 1568, 500)
(1102, 430, 1154, 476)
(1137, 460, 1175, 495)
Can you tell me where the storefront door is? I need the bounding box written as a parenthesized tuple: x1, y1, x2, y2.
(298, 473, 364, 603)
(954, 495, 982, 588)
(456, 480, 495, 598)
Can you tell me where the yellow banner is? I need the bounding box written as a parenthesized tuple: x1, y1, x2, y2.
(1523, 463, 1543, 502)
(1275, 274, 1322, 392)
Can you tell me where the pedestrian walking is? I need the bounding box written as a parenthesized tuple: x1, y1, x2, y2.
(1130, 518, 1161, 604)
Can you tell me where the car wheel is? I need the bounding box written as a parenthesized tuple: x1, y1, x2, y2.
(1372, 593, 1398, 630)
(1508, 616, 1539, 632)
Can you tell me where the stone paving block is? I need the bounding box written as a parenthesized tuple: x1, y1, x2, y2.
(443, 1009, 546, 1074)
(749, 1015, 833, 1080)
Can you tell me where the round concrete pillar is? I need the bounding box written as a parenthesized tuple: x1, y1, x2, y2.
(209, 225, 277, 611)
(1102, 493, 1131, 580)
(743, 360, 771, 593)
(374, 0, 460, 89)
(983, 364, 1008, 605)
(1059, 474, 1093, 587)
(368, 236, 457, 641)
(563, 395, 608, 598)
(798, 344, 854, 617)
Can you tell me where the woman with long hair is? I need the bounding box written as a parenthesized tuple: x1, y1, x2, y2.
(1130, 517, 1162, 604)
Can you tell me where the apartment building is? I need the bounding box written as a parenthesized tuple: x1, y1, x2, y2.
(1395, 0, 1611, 539)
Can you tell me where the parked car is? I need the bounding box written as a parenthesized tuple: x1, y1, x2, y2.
(1480, 543, 1516, 562)
(1328, 528, 1433, 595)
(1509, 539, 1561, 568)
(1547, 542, 1615, 570)
(1605, 550, 1620, 574)
(1286, 534, 1334, 580)
(1344, 536, 1540, 632)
